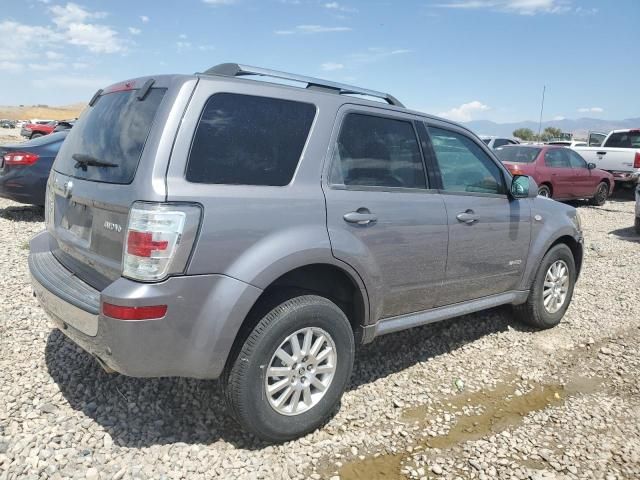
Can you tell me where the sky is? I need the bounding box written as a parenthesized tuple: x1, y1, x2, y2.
(1, 0, 638, 123)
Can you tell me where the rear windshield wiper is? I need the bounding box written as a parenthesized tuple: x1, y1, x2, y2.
(72, 153, 118, 171)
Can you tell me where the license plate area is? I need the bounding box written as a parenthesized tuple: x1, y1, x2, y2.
(60, 200, 93, 243)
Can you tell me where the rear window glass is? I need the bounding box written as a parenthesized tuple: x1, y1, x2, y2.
(604, 131, 640, 148)
(186, 93, 316, 186)
(495, 146, 541, 163)
(54, 88, 166, 184)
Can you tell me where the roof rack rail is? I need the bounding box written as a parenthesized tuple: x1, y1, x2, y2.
(201, 63, 405, 108)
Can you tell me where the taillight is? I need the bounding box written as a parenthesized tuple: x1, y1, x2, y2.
(3, 151, 39, 165)
(123, 202, 202, 281)
(102, 302, 167, 320)
(634, 152, 640, 169)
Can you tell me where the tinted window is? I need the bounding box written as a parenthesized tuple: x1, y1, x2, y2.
(544, 149, 571, 168)
(588, 133, 606, 147)
(482, 138, 491, 145)
(567, 150, 587, 168)
(604, 131, 640, 148)
(187, 93, 316, 186)
(330, 113, 426, 189)
(429, 127, 505, 195)
(54, 88, 166, 184)
(495, 146, 541, 163)
(492, 138, 510, 148)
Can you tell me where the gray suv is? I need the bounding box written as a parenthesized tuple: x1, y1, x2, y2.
(28, 63, 584, 442)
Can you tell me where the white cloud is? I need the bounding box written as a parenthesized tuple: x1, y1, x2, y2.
(578, 107, 604, 113)
(438, 100, 490, 122)
(321, 62, 344, 71)
(435, 0, 572, 15)
(45, 50, 64, 60)
(64, 22, 124, 53)
(176, 41, 192, 50)
(202, 0, 237, 4)
(0, 61, 25, 73)
(49, 3, 125, 54)
(0, 21, 62, 61)
(32, 75, 112, 90)
(275, 25, 352, 35)
(350, 47, 411, 64)
(178, 33, 188, 39)
(198, 44, 216, 51)
(128, 27, 141, 35)
(27, 62, 66, 71)
(140, 15, 150, 23)
(552, 115, 566, 121)
(324, 2, 357, 12)
(50, 3, 107, 28)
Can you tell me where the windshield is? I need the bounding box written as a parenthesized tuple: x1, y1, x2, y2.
(495, 146, 541, 163)
(54, 88, 166, 184)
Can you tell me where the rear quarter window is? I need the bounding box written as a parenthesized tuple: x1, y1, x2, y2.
(186, 93, 316, 186)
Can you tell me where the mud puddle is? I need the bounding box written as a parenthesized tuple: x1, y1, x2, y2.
(338, 377, 602, 480)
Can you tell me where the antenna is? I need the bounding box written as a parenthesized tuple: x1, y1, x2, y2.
(537, 85, 546, 141)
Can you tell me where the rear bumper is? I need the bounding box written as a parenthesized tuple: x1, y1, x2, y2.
(29, 231, 263, 379)
(610, 171, 639, 184)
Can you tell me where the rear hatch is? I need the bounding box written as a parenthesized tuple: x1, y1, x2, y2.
(47, 75, 196, 290)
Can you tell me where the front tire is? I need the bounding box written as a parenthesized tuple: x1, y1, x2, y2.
(514, 244, 576, 329)
(538, 184, 552, 198)
(590, 181, 609, 206)
(223, 295, 355, 442)
(30, 133, 43, 139)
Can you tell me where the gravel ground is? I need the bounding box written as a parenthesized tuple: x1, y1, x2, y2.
(0, 190, 639, 480)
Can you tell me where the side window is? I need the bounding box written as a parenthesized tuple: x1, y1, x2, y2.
(428, 126, 506, 195)
(330, 113, 427, 189)
(544, 149, 571, 168)
(186, 93, 316, 186)
(493, 139, 510, 148)
(567, 150, 587, 169)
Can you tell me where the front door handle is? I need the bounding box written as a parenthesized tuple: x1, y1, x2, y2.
(456, 210, 479, 225)
(596, 151, 607, 156)
(344, 209, 377, 225)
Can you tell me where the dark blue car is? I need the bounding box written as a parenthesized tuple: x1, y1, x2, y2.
(0, 131, 68, 206)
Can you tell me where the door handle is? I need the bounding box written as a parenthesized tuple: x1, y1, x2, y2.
(344, 209, 377, 225)
(456, 210, 479, 224)
(596, 151, 607, 155)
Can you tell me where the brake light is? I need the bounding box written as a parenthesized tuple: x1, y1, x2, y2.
(634, 151, 640, 169)
(3, 151, 39, 165)
(102, 302, 167, 320)
(123, 202, 202, 281)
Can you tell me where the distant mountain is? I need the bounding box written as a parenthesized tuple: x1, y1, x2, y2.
(464, 117, 640, 139)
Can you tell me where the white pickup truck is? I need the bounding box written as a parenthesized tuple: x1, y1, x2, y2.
(572, 129, 640, 187)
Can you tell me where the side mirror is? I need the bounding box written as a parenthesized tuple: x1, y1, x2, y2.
(510, 175, 538, 199)
(587, 162, 596, 170)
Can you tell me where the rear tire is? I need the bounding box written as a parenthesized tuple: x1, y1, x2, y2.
(538, 184, 552, 198)
(514, 244, 576, 329)
(223, 294, 355, 442)
(590, 181, 609, 206)
(30, 133, 43, 139)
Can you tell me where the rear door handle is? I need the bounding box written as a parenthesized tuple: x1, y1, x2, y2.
(343, 209, 377, 225)
(456, 210, 479, 224)
(596, 151, 607, 155)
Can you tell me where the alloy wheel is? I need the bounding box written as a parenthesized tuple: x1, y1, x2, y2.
(265, 327, 337, 416)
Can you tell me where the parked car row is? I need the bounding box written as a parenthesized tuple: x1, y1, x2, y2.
(20, 119, 75, 139)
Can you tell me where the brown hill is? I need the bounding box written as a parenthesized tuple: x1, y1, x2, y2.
(0, 103, 86, 121)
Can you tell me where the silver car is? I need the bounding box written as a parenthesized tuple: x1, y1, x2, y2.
(28, 63, 584, 441)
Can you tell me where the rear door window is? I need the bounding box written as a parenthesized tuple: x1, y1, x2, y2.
(567, 150, 588, 168)
(54, 88, 166, 184)
(544, 149, 571, 167)
(186, 93, 316, 186)
(329, 113, 427, 189)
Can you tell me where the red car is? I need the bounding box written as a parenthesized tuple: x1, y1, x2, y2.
(495, 145, 614, 205)
(20, 121, 56, 139)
